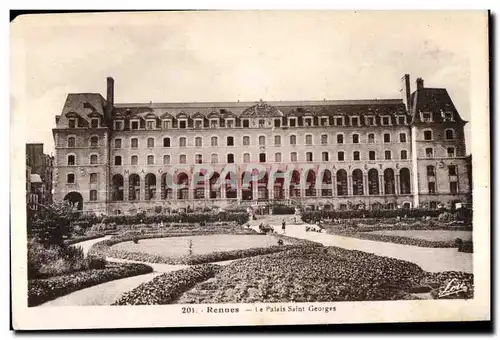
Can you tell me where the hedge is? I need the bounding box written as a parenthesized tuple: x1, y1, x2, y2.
(113, 264, 221, 305)
(271, 205, 296, 215)
(63, 232, 110, 246)
(101, 212, 249, 226)
(28, 262, 153, 307)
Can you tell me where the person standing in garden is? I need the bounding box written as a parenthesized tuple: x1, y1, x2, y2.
(282, 219, 286, 234)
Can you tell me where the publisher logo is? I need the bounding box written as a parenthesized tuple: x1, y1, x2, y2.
(437, 278, 469, 298)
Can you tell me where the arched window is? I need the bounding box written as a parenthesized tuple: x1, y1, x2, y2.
(385, 150, 392, 160)
(352, 169, 364, 195)
(353, 151, 360, 161)
(401, 150, 408, 160)
(195, 137, 202, 147)
(305, 134, 313, 145)
(352, 134, 359, 144)
(383, 133, 391, 143)
(66, 173, 75, 183)
(227, 153, 234, 163)
(369, 151, 376, 160)
(89, 190, 98, 201)
(306, 152, 313, 162)
(400, 168, 411, 194)
(290, 152, 297, 162)
(336, 169, 348, 196)
(384, 168, 395, 195)
(114, 138, 122, 148)
(243, 153, 250, 163)
(445, 129, 455, 140)
(67, 137, 75, 148)
(147, 137, 155, 148)
(163, 137, 170, 147)
(67, 154, 75, 166)
(243, 136, 250, 146)
(424, 130, 433, 140)
(337, 134, 344, 144)
(259, 136, 266, 146)
(368, 169, 379, 195)
(111, 174, 124, 201)
(131, 155, 138, 165)
(131, 138, 139, 148)
(211, 153, 218, 164)
(275, 153, 282, 162)
(290, 135, 297, 145)
(227, 136, 234, 146)
(163, 155, 170, 165)
(321, 134, 328, 145)
(128, 174, 140, 201)
(195, 154, 203, 164)
(425, 148, 433, 158)
(145, 173, 157, 200)
(368, 133, 375, 143)
(274, 135, 281, 146)
(179, 154, 186, 164)
(90, 154, 98, 165)
(89, 173, 98, 184)
(90, 136, 98, 147)
(147, 155, 155, 165)
(211, 136, 218, 146)
(179, 137, 187, 147)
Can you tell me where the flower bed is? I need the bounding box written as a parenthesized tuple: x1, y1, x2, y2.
(63, 232, 110, 246)
(177, 246, 473, 304)
(28, 262, 153, 307)
(103, 212, 249, 226)
(113, 264, 221, 305)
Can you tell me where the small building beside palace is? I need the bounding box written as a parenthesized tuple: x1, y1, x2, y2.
(51, 75, 471, 215)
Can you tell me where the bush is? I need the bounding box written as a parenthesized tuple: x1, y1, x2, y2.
(86, 255, 107, 269)
(458, 241, 473, 253)
(272, 205, 296, 215)
(113, 264, 221, 305)
(438, 212, 454, 222)
(28, 263, 153, 307)
(99, 212, 249, 226)
(133, 237, 139, 244)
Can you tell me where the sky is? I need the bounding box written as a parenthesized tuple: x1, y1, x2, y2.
(11, 10, 487, 155)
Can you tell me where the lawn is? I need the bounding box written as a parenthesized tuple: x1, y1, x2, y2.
(366, 230, 472, 242)
(110, 234, 281, 258)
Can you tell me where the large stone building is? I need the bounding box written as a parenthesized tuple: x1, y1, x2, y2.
(52, 75, 471, 215)
(26, 143, 54, 209)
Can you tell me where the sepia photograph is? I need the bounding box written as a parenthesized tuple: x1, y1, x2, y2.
(10, 10, 490, 330)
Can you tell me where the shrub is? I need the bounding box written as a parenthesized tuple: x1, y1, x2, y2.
(113, 264, 221, 305)
(133, 237, 139, 244)
(458, 241, 473, 253)
(272, 205, 296, 215)
(86, 255, 107, 269)
(455, 238, 463, 247)
(438, 212, 454, 222)
(28, 263, 153, 306)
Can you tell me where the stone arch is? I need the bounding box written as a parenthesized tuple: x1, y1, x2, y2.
(352, 169, 364, 195)
(368, 169, 379, 195)
(128, 174, 140, 201)
(64, 192, 83, 210)
(384, 168, 395, 195)
(321, 169, 332, 196)
(176, 172, 189, 200)
(289, 170, 301, 197)
(145, 173, 156, 200)
(111, 174, 124, 201)
(305, 169, 316, 196)
(400, 168, 411, 194)
(336, 169, 348, 196)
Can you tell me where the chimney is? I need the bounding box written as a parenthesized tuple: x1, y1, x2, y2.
(401, 74, 411, 113)
(416, 77, 424, 90)
(105, 77, 114, 122)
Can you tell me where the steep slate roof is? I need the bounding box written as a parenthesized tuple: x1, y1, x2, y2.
(113, 99, 408, 118)
(410, 88, 466, 124)
(57, 93, 107, 127)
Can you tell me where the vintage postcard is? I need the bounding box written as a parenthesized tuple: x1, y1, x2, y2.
(10, 10, 490, 330)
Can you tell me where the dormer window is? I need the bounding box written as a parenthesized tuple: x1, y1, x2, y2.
(226, 119, 235, 128)
(194, 119, 203, 129)
(243, 119, 250, 128)
(320, 117, 329, 126)
(351, 117, 359, 126)
(274, 119, 281, 128)
(382, 116, 391, 126)
(289, 118, 297, 127)
(179, 120, 187, 129)
(130, 120, 139, 130)
(444, 111, 454, 122)
(366, 117, 375, 126)
(397, 116, 406, 125)
(304, 118, 313, 127)
(335, 117, 344, 126)
(68, 119, 76, 129)
(114, 120, 124, 130)
(162, 120, 171, 129)
(210, 119, 218, 128)
(422, 112, 432, 123)
(146, 120, 155, 130)
(91, 118, 99, 128)
(258, 119, 265, 128)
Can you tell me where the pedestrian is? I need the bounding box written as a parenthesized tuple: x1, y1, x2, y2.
(282, 219, 286, 234)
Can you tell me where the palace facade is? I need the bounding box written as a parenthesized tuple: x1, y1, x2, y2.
(52, 75, 471, 215)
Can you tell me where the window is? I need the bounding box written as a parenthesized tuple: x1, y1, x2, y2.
(259, 119, 265, 128)
(67, 173, 75, 183)
(194, 120, 202, 129)
(369, 151, 376, 160)
(114, 139, 122, 148)
(290, 135, 297, 145)
(444, 112, 454, 122)
(366, 117, 374, 126)
(147, 137, 155, 148)
(211, 136, 218, 147)
(398, 116, 406, 125)
(131, 121, 139, 130)
(306, 152, 313, 162)
(424, 130, 433, 140)
(211, 153, 218, 164)
(179, 137, 187, 147)
(385, 150, 392, 160)
(243, 153, 250, 163)
(227, 136, 234, 146)
(321, 134, 328, 145)
(352, 134, 359, 144)
(450, 182, 458, 194)
(91, 119, 99, 128)
(274, 119, 281, 128)
(290, 152, 298, 162)
(146, 121, 155, 130)
(195, 137, 202, 147)
(445, 129, 455, 140)
(211, 119, 218, 128)
(243, 119, 250, 128)
(320, 117, 328, 126)
(382, 117, 390, 125)
(423, 113, 432, 122)
(322, 152, 329, 162)
(68, 119, 76, 128)
(275, 152, 282, 162)
(368, 133, 375, 143)
(162, 120, 170, 129)
(114, 156, 122, 166)
(90, 173, 97, 184)
(226, 119, 234, 128)
(336, 117, 343, 126)
(338, 151, 345, 161)
(383, 133, 391, 143)
(448, 165, 457, 176)
(274, 135, 281, 146)
(195, 154, 203, 164)
(427, 166, 435, 176)
(67, 137, 75, 148)
(351, 117, 359, 126)
(243, 136, 250, 146)
(305, 135, 313, 145)
(401, 150, 408, 160)
(179, 155, 186, 164)
(89, 190, 97, 201)
(428, 182, 436, 194)
(425, 148, 433, 158)
(353, 151, 360, 161)
(131, 155, 138, 165)
(289, 118, 296, 127)
(447, 147, 455, 157)
(90, 136, 98, 147)
(90, 154, 98, 164)
(304, 118, 312, 127)
(337, 134, 344, 144)
(227, 153, 234, 163)
(259, 136, 266, 146)
(179, 120, 186, 129)
(147, 155, 154, 165)
(430, 201, 438, 210)
(163, 155, 170, 165)
(259, 153, 266, 162)
(399, 133, 407, 143)
(163, 137, 170, 147)
(131, 138, 138, 148)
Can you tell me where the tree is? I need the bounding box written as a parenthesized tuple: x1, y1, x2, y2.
(28, 200, 80, 246)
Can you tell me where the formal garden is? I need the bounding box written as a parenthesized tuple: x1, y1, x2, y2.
(27, 202, 474, 307)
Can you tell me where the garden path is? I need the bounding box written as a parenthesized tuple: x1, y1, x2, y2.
(252, 214, 472, 273)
